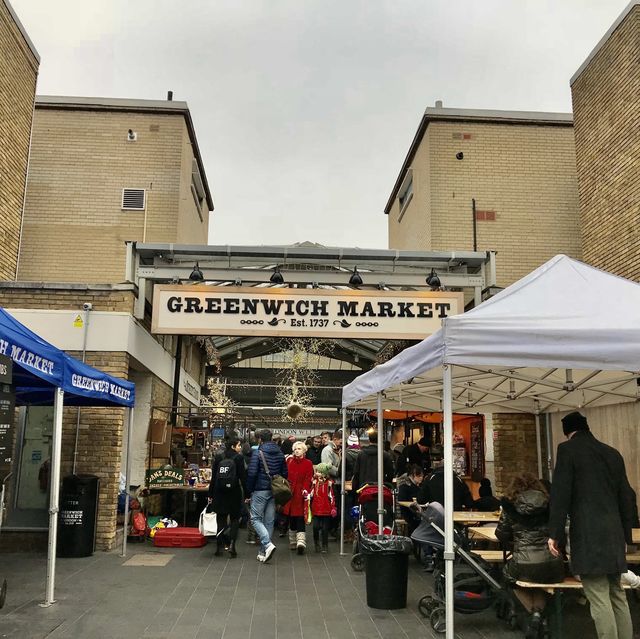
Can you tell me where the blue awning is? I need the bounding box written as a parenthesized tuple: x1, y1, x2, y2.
(0, 307, 135, 407)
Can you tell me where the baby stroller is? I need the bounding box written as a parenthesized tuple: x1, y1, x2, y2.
(411, 502, 507, 634)
(350, 484, 395, 572)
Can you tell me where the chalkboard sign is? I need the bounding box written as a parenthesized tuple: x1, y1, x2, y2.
(470, 420, 484, 481)
(0, 354, 14, 472)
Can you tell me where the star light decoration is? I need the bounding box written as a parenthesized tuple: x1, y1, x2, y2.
(274, 338, 334, 422)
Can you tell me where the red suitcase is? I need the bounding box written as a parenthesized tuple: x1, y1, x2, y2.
(153, 527, 207, 548)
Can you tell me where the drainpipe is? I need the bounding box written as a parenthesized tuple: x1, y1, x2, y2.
(72, 303, 92, 474)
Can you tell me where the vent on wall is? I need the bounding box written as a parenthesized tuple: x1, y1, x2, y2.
(122, 188, 146, 211)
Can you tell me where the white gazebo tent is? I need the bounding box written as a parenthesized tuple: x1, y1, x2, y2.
(341, 255, 640, 638)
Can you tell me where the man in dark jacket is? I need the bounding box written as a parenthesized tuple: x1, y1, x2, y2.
(246, 429, 288, 563)
(351, 429, 394, 492)
(548, 412, 635, 639)
(416, 446, 474, 510)
(396, 437, 431, 477)
(306, 435, 323, 465)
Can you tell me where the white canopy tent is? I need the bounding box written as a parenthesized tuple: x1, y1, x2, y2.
(341, 255, 640, 638)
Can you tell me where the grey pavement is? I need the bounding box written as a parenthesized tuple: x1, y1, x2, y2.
(1, 533, 638, 639)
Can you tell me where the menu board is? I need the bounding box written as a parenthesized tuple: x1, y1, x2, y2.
(0, 354, 15, 475)
(470, 420, 484, 481)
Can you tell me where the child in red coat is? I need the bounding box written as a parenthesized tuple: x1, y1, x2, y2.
(311, 463, 336, 553)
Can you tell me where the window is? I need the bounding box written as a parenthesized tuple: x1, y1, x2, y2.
(121, 188, 146, 211)
(398, 170, 413, 221)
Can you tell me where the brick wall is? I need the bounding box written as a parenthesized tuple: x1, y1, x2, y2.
(388, 119, 581, 287)
(19, 107, 208, 283)
(0, 1, 39, 281)
(492, 413, 540, 496)
(572, 6, 640, 282)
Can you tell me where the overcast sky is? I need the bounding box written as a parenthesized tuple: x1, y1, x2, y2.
(13, 0, 627, 250)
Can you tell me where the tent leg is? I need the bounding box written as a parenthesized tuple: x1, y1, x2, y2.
(377, 393, 384, 533)
(121, 407, 134, 558)
(42, 387, 64, 607)
(340, 408, 347, 555)
(443, 365, 454, 639)
(544, 414, 554, 481)
(535, 413, 543, 479)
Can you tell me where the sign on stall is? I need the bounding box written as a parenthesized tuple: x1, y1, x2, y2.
(146, 467, 185, 489)
(152, 286, 464, 339)
(0, 354, 14, 471)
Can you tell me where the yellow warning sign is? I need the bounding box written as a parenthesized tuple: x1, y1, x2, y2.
(73, 314, 83, 328)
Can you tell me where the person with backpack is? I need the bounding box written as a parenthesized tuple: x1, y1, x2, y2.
(246, 429, 288, 563)
(208, 437, 246, 558)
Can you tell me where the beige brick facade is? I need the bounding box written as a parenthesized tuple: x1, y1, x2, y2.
(19, 98, 213, 284)
(387, 110, 581, 287)
(0, 0, 39, 281)
(571, 5, 640, 282)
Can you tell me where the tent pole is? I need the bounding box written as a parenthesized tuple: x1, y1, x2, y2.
(340, 408, 347, 555)
(42, 387, 64, 607)
(443, 365, 454, 639)
(121, 407, 134, 558)
(535, 413, 543, 479)
(544, 414, 554, 481)
(377, 393, 384, 532)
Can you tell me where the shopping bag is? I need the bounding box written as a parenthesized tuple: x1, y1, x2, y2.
(259, 451, 292, 507)
(198, 506, 218, 536)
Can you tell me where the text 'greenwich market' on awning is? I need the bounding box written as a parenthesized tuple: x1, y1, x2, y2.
(166, 296, 452, 319)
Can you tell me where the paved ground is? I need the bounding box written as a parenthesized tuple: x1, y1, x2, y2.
(1, 532, 639, 639)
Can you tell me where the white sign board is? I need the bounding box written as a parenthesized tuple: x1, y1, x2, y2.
(152, 285, 464, 339)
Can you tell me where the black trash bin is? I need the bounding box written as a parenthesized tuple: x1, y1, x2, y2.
(57, 475, 100, 558)
(361, 535, 413, 609)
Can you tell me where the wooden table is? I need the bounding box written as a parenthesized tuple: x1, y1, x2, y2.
(454, 511, 500, 523)
(468, 525, 498, 542)
(633, 528, 640, 544)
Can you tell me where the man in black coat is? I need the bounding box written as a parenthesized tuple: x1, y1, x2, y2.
(548, 412, 635, 639)
(395, 437, 431, 477)
(351, 429, 394, 493)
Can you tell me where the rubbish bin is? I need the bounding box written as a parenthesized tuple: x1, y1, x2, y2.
(361, 535, 413, 609)
(57, 475, 100, 558)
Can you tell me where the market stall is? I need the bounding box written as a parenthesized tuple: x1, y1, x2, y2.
(0, 307, 135, 606)
(342, 255, 640, 639)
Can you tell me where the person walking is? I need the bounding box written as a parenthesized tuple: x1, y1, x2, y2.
(282, 441, 313, 554)
(321, 429, 342, 539)
(246, 429, 287, 563)
(208, 437, 246, 558)
(548, 411, 636, 639)
(310, 463, 335, 553)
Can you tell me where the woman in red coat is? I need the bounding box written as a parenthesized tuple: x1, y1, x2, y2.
(282, 441, 313, 554)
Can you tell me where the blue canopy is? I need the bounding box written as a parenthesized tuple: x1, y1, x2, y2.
(0, 307, 134, 407)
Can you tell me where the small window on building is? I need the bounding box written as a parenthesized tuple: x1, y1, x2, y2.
(122, 188, 146, 211)
(398, 170, 413, 221)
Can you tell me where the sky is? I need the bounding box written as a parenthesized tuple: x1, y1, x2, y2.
(12, 0, 629, 250)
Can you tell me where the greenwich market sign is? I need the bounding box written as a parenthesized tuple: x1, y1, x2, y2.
(152, 285, 464, 340)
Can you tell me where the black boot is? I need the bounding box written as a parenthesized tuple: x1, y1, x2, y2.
(214, 538, 224, 557)
(321, 544, 328, 554)
(228, 541, 237, 558)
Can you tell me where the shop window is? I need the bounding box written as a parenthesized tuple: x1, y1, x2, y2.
(398, 170, 413, 221)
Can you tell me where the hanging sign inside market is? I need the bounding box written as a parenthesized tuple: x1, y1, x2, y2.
(0, 354, 14, 470)
(146, 467, 185, 488)
(151, 285, 464, 339)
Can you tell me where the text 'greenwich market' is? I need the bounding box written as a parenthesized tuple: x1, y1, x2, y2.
(166, 296, 453, 319)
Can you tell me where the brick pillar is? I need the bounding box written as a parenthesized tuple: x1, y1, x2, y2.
(492, 413, 539, 496)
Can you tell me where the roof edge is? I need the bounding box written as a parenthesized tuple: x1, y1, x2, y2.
(571, 1, 640, 86)
(384, 107, 573, 215)
(3, 0, 40, 63)
(34, 95, 214, 211)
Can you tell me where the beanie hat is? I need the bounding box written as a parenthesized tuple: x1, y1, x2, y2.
(418, 437, 429, 447)
(347, 433, 359, 447)
(561, 411, 589, 437)
(479, 478, 493, 498)
(315, 463, 332, 476)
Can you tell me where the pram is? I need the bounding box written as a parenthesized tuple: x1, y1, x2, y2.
(350, 484, 395, 572)
(0, 473, 11, 609)
(411, 502, 509, 634)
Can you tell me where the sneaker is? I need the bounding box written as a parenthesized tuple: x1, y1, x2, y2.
(246, 539, 257, 545)
(257, 552, 265, 562)
(263, 542, 276, 563)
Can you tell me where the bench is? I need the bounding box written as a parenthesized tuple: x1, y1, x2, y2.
(471, 549, 506, 563)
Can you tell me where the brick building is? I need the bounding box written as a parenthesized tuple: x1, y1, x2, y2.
(0, 0, 39, 280)
(2, 96, 214, 551)
(386, 105, 581, 288)
(571, 2, 640, 283)
(18, 96, 213, 283)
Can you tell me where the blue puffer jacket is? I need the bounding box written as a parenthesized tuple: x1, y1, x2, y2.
(246, 441, 288, 495)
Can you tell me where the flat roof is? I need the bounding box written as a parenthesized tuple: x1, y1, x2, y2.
(34, 95, 214, 211)
(3, 0, 40, 62)
(384, 106, 573, 215)
(571, 1, 640, 85)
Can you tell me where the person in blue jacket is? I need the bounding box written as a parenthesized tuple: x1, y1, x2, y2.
(246, 429, 287, 563)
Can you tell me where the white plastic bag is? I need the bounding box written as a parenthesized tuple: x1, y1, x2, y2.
(199, 506, 217, 536)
